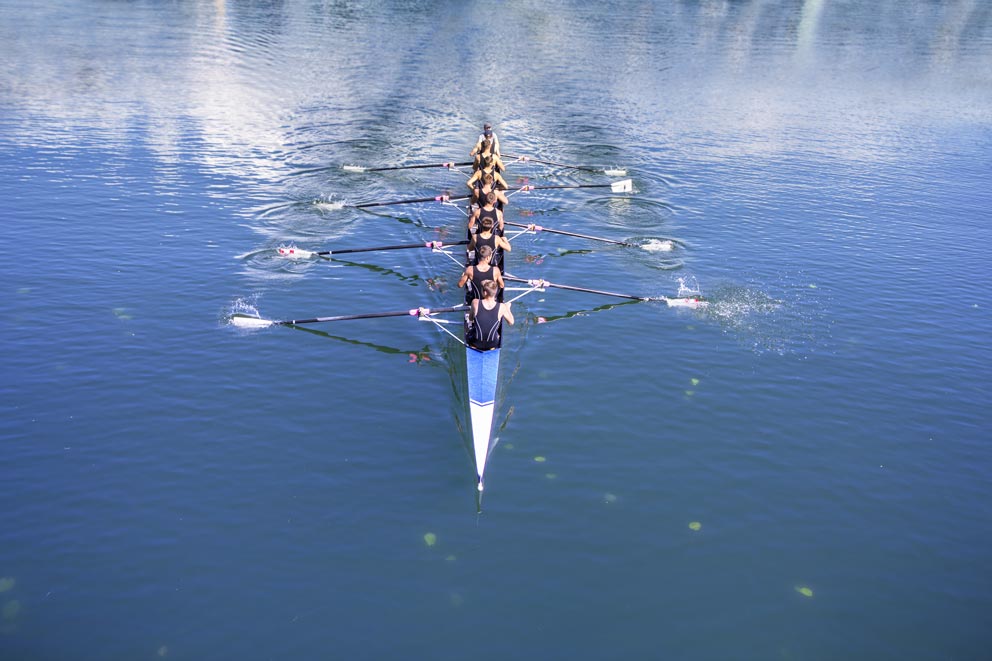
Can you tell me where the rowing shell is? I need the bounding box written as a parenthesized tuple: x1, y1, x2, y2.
(466, 344, 499, 491)
(464, 236, 504, 493)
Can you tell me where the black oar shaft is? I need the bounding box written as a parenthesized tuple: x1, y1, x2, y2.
(505, 154, 600, 173)
(368, 161, 473, 172)
(318, 240, 468, 256)
(355, 193, 471, 209)
(276, 305, 465, 326)
(510, 183, 611, 192)
(503, 221, 631, 246)
(504, 276, 647, 301)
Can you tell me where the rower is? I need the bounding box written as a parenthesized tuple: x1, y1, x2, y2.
(471, 139, 506, 174)
(469, 190, 505, 236)
(468, 167, 509, 209)
(469, 202, 511, 269)
(470, 123, 500, 158)
(468, 279, 514, 351)
(457, 244, 504, 304)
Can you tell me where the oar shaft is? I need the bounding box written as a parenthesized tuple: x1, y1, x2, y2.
(276, 305, 466, 326)
(355, 193, 471, 208)
(504, 276, 647, 301)
(509, 183, 611, 192)
(367, 161, 473, 172)
(503, 221, 631, 246)
(505, 154, 600, 173)
(318, 240, 468, 256)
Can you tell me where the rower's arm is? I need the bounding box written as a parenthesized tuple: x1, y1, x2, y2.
(466, 171, 480, 188)
(501, 302, 514, 325)
(497, 235, 511, 252)
(493, 267, 505, 290)
(457, 266, 472, 288)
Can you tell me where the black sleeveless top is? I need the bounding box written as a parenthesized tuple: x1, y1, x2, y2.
(472, 300, 502, 350)
(466, 264, 494, 302)
(473, 230, 500, 267)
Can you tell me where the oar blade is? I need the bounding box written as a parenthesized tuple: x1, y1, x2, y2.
(342, 164, 367, 172)
(604, 168, 628, 177)
(610, 179, 634, 193)
(277, 246, 315, 259)
(230, 314, 276, 329)
(665, 297, 708, 309)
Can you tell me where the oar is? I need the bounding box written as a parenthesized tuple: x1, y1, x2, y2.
(505, 154, 628, 177)
(355, 192, 473, 209)
(231, 305, 467, 329)
(277, 240, 469, 259)
(503, 221, 634, 247)
(343, 161, 474, 173)
(503, 275, 707, 308)
(507, 179, 633, 195)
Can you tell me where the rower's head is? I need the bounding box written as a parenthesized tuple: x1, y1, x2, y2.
(483, 123, 492, 138)
(480, 216, 494, 232)
(480, 138, 492, 154)
(477, 244, 493, 263)
(478, 154, 494, 170)
(481, 279, 499, 299)
(485, 192, 497, 206)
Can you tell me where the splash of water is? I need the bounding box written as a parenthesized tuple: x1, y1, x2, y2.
(697, 282, 821, 355)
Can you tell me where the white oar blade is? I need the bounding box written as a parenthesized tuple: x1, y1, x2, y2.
(277, 246, 314, 259)
(230, 314, 275, 328)
(342, 164, 367, 172)
(666, 298, 708, 309)
(604, 168, 628, 177)
(610, 179, 633, 193)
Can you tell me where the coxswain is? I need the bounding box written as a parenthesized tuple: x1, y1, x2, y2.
(469, 279, 514, 351)
(469, 205, 511, 268)
(457, 244, 504, 304)
(470, 123, 501, 158)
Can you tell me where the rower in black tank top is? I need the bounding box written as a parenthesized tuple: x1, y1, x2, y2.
(472, 299, 502, 350)
(473, 229, 499, 267)
(469, 279, 514, 351)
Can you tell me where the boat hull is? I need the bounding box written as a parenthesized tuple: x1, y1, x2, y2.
(466, 345, 499, 488)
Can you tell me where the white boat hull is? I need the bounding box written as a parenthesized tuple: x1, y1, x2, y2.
(466, 346, 499, 490)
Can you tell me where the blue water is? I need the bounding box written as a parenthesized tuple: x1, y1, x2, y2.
(2, 1, 991, 658)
